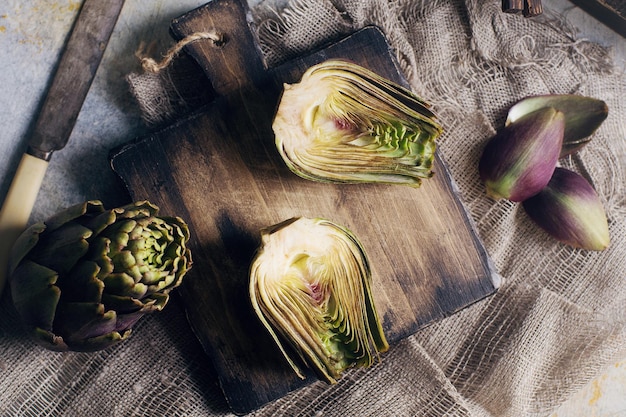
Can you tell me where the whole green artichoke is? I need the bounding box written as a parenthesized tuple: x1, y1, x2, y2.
(8, 200, 192, 352)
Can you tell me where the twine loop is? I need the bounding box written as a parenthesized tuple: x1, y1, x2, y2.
(137, 31, 225, 73)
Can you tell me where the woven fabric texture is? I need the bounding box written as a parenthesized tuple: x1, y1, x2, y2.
(2, 0, 625, 416)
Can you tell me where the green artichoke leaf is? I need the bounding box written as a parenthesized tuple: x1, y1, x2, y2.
(114, 201, 159, 222)
(54, 302, 118, 341)
(56, 260, 103, 303)
(101, 292, 146, 313)
(87, 234, 112, 258)
(250, 217, 389, 384)
(31, 327, 69, 352)
(166, 216, 191, 242)
(10, 260, 60, 331)
(8, 222, 46, 274)
(101, 292, 169, 315)
(273, 60, 443, 187)
(45, 200, 105, 232)
(102, 272, 148, 298)
(29, 222, 92, 275)
(68, 329, 132, 352)
(83, 210, 118, 236)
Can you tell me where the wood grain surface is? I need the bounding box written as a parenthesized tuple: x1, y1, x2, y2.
(110, 0, 500, 413)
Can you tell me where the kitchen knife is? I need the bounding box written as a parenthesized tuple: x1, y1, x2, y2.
(0, 0, 126, 296)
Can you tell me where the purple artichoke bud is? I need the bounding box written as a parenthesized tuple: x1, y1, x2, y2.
(479, 107, 565, 202)
(522, 168, 610, 251)
(8, 200, 192, 352)
(506, 94, 608, 157)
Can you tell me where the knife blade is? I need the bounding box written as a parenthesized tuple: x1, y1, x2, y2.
(0, 0, 126, 296)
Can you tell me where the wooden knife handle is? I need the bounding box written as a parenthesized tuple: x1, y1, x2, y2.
(0, 154, 49, 296)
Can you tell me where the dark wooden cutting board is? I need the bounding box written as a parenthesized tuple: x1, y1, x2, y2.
(110, 0, 500, 414)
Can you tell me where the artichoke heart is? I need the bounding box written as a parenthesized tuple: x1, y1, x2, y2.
(273, 60, 443, 187)
(249, 217, 389, 383)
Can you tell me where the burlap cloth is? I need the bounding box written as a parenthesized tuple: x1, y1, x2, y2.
(1, 0, 625, 416)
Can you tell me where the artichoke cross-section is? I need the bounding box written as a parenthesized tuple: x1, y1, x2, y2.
(249, 217, 389, 384)
(272, 60, 443, 187)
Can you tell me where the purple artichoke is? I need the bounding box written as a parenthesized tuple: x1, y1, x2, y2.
(479, 107, 565, 202)
(522, 168, 610, 251)
(505, 94, 608, 157)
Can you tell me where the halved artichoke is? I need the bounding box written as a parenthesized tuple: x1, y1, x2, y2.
(273, 60, 443, 187)
(249, 217, 389, 383)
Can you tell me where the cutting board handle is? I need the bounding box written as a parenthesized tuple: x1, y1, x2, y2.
(170, 0, 267, 97)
